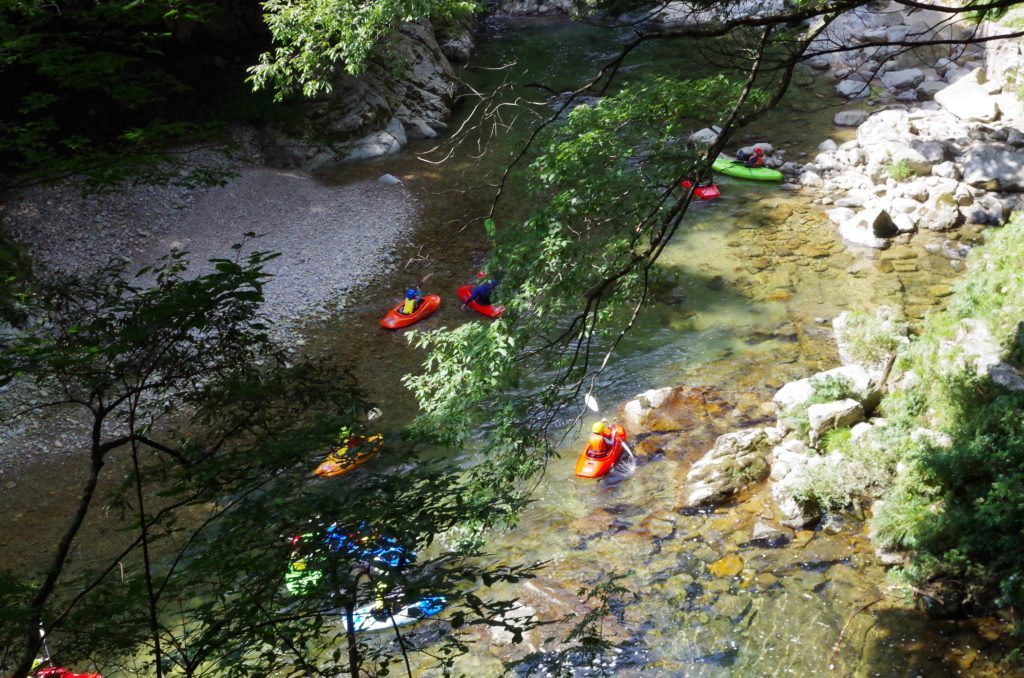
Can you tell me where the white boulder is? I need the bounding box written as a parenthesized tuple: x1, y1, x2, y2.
(807, 399, 865, 445)
(881, 68, 925, 91)
(935, 69, 1001, 122)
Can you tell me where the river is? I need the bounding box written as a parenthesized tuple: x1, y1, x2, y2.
(311, 16, 1007, 676)
(0, 14, 1007, 676)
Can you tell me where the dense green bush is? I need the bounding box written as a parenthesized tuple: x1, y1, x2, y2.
(869, 213, 1024, 624)
(839, 306, 908, 366)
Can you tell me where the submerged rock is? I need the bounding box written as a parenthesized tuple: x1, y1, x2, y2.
(750, 520, 791, 545)
(708, 553, 744, 577)
(622, 385, 730, 434)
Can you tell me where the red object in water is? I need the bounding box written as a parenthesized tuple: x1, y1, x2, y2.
(379, 294, 441, 330)
(457, 285, 504, 318)
(681, 180, 721, 200)
(574, 424, 627, 479)
(34, 667, 101, 678)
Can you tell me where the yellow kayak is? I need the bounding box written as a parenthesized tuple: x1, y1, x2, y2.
(313, 435, 383, 477)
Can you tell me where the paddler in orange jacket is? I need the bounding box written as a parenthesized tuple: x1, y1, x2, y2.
(586, 420, 615, 458)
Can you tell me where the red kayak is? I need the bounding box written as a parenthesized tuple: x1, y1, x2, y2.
(681, 180, 721, 200)
(457, 285, 504, 319)
(34, 667, 101, 678)
(575, 424, 628, 479)
(379, 294, 440, 330)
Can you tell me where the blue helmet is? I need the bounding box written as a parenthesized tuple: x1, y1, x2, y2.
(406, 288, 417, 299)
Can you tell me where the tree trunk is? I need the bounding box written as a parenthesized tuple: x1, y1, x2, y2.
(345, 600, 359, 678)
(15, 455, 105, 678)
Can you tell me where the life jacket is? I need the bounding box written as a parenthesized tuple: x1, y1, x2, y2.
(586, 432, 610, 458)
(403, 298, 416, 314)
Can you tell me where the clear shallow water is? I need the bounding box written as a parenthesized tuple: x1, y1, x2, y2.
(314, 17, 1012, 677)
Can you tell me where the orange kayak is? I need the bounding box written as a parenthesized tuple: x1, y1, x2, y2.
(457, 285, 504, 318)
(380, 294, 440, 330)
(575, 425, 627, 479)
(314, 435, 384, 477)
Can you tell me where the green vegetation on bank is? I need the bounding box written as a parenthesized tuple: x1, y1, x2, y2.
(806, 215, 1024, 625)
(870, 214, 1024, 623)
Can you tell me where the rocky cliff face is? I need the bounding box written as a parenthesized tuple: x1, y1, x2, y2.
(261, 18, 472, 169)
(490, 0, 574, 16)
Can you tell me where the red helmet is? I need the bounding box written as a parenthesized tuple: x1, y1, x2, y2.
(754, 147, 763, 156)
(476, 271, 486, 278)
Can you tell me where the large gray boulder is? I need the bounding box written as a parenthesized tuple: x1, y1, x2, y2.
(622, 386, 674, 429)
(963, 143, 1024, 192)
(839, 207, 899, 245)
(800, 171, 824, 187)
(881, 68, 925, 91)
(681, 429, 771, 507)
(935, 69, 1001, 122)
(689, 127, 720, 144)
(911, 139, 948, 164)
(916, 80, 948, 100)
(857, 109, 912, 147)
(832, 307, 908, 378)
(807, 398, 865, 445)
(948, 319, 1002, 375)
(837, 79, 871, 99)
(917, 202, 962, 231)
(990, 363, 1024, 392)
(834, 109, 869, 127)
(345, 117, 407, 161)
(269, 19, 459, 168)
(939, 319, 1023, 391)
(769, 440, 833, 528)
(827, 207, 856, 225)
(773, 364, 875, 412)
(890, 145, 933, 176)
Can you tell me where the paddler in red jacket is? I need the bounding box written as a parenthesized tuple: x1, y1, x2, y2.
(744, 147, 765, 167)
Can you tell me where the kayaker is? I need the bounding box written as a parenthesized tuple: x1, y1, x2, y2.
(463, 271, 500, 308)
(401, 286, 422, 315)
(743, 147, 765, 168)
(586, 420, 615, 458)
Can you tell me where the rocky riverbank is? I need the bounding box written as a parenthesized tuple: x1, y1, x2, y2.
(794, 3, 1024, 255)
(261, 18, 472, 169)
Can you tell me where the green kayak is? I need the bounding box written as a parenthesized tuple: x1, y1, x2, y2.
(712, 156, 784, 182)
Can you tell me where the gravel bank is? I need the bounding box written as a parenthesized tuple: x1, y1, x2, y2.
(2, 164, 417, 330)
